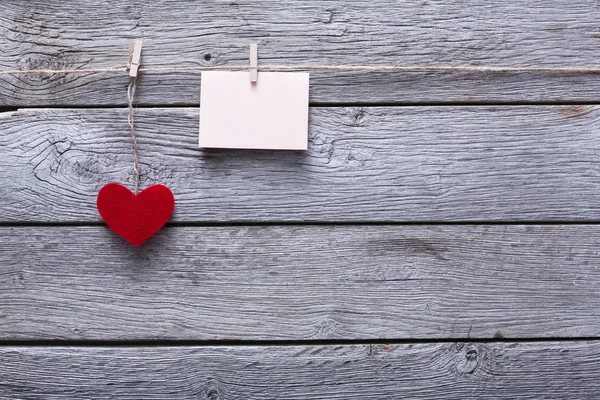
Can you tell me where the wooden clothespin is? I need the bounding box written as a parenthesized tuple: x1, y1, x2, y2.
(129, 40, 143, 78)
(249, 43, 258, 83)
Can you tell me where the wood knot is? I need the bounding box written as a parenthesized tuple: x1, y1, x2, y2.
(203, 51, 219, 64)
(202, 379, 223, 400)
(347, 107, 367, 126)
(456, 344, 481, 375)
(465, 348, 478, 362)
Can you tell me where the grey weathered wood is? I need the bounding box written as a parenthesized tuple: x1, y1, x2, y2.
(2, 106, 600, 222)
(2, 342, 600, 399)
(2, 225, 600, 340)
(1, 0, 600, 105)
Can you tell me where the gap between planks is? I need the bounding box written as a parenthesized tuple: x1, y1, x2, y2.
(4, 101, 600, 112)
(3, 221, 600, 227)
(0, 337, 600, 348)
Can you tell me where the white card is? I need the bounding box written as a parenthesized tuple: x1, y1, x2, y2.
(199, 71, 309, 150)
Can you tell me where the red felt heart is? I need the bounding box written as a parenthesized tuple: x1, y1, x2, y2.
(97, 183, 175, 246)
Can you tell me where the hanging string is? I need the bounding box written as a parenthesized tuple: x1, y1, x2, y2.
(127, 75, 140, 194)
(1, 65, 600, 75)
(141, 65, 600, 74)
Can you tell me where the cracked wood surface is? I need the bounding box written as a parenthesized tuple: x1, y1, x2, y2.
(1, 0, 600, 105)
(1, 106, 599, 223)
(2, 342, 600, 399)
(1, 225, 599, 340)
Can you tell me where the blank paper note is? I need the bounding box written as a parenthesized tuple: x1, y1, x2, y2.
(199, 71, 309, 150)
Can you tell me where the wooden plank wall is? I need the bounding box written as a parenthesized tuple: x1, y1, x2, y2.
(2, 1, 600, 398)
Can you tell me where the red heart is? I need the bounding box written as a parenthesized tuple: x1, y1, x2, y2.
(97, 183, 175, 246)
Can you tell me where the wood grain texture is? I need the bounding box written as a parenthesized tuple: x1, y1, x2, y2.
(2, 106, 600, 223)
(2, 342, 600, 399)
(2, 225, 600, 340)
(2, 0, 600, 105)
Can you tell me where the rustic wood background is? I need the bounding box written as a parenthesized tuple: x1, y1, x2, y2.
(2, 1, 600, 398)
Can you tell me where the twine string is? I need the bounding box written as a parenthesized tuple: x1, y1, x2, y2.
(127, 76, 140, 194)
(1, 65, 600, 75)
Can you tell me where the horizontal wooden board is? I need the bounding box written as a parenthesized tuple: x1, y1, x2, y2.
(2, 106, 600, 223)
(2, 225, 600, 340)
(2, 342, 600, 398)
(2, 0, 600, 105)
